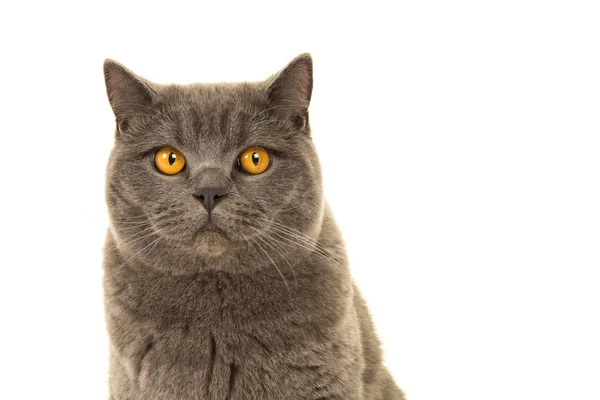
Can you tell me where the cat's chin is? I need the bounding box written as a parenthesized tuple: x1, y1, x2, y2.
(194, 230, 230, 257)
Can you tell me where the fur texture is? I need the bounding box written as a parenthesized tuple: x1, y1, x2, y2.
(102, 54, 403, 399)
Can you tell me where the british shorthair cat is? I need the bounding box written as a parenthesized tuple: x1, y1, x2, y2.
(103, 53, 403, 399)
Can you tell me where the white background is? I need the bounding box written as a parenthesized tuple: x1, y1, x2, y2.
(1, 1, 599, 399)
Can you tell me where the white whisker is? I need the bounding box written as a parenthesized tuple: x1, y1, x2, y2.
(248, 226, 297, 286)
(243, 233, 290, 294)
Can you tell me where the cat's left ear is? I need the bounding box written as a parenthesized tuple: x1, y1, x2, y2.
(266, 53, 313, 129)
(103, 59, 158, 135)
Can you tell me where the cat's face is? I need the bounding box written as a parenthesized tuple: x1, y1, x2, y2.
(104, 55, 324, 274)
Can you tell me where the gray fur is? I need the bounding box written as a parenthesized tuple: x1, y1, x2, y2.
(102, 54, 403, 399)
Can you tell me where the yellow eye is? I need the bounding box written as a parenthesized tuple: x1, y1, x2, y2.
(239, 146, 271, 174)
(154, 147, 186, 175)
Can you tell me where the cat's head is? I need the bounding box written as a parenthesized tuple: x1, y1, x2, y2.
(104, 54, 324, 275)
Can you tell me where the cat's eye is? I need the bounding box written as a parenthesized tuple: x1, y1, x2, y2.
(238, 146, 271, 175)
(154, 147, 186, 175)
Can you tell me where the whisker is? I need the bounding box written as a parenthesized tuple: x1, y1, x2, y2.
(243, 233, 290, 295)
(253, 217, 341, 263)
(267, 228, 341, 267)
(107, 226, 156, 251)
(276, 204, 306, 213)
(109, 217, 149, 224)
(269, 221, 338, 257)
(118, 223, 153, 231)
(113, 221, 150, 227)
(248, 226, 297, 286)
(118, 236, 162, 269)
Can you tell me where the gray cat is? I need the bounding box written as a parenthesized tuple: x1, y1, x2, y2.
(103, 53, 403, 400)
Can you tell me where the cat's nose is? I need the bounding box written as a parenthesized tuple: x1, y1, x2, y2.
(194, 187, 228, 213)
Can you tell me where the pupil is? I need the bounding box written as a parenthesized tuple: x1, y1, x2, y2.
(168, 153, 176, 166)
(252, 153, 259, 166)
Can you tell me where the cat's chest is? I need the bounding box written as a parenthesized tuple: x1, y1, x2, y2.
(112, 312, 361, 400)
(106, 268, 360, 399)
(108, 291, 361, 400)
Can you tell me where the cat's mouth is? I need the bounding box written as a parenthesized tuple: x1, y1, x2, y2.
(193, 221, 227, 238)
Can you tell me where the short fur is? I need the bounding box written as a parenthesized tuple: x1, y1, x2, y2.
(102, 54, 403, 399)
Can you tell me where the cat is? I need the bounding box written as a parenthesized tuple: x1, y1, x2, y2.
(103, 53, 403, 400)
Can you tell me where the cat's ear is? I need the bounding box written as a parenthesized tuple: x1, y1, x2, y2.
(266, 53, 313, 129)
(103, 59, 157, 134)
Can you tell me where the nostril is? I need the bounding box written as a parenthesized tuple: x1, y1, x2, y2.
(212, 193, 227, 207)
(194, 187, 228, 213)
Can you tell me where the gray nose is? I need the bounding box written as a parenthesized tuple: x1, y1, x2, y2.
(194, 187, 228, 213)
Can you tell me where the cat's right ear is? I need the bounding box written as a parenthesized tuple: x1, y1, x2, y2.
(103, 59, 157, 135)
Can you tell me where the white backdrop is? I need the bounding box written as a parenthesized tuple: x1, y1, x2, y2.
(1, 1, 599, 399)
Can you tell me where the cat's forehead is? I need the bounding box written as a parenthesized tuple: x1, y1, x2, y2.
(161, 82, 265, 114)
(156, 82, 271, 151)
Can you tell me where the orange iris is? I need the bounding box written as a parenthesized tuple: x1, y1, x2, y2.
(154, 147, 186, 175)
(239, 146, 271, 175)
